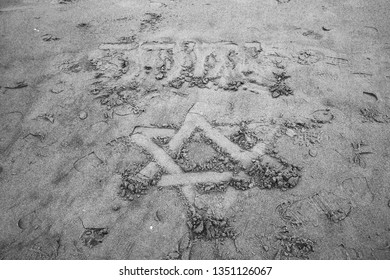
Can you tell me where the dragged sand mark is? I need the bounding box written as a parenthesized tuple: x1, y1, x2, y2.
(131, 134, 181, 174)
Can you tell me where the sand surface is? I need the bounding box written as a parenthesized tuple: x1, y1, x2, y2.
(1, 0, 390, 260)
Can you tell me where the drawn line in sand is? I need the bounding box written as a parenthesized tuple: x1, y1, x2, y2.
(128, 103, 267, 203)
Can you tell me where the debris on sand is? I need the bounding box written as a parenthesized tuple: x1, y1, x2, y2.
(363, 91, 378, 101)
(119, 176, 147, 200)
(246, 158, 301, 190)
(118, 168, 164, 201)
(285, 128, 296, 138)
(78, 217, 108, 249)
(230, 122, 259, 150)
(90, 80, 146, 116)
(244, 41, 263, 58)
(37, 113, 55, 123)
(223, 80, 244, 91)
(140, 13, 163, 32)
(76, 22, 91, 29)
(196, 176, 253, 194)
(360, 107, 389, 123)
(297, 50, 323, 65)
(42, 34, 60, 41)
(152, 136, 171, 146)
(196, 182, 228, 194)
(325, 207, 352, 223)
(151, 122, 180, 130)
(189, 76, 212, 89)
(80, 227, 109, 248)
(228, 177, 253, 191)
(117, 35, 137, 44)
(308, 149, 317, 157)
(50, 83, 65, 94)
(273, 71, 291, 82)
(5, 81, 28, 89)
(155, 210, 163, 222)
(302, 30, 323, 40)
(58, 0, 79, 4)
(79, 111, 88, 120)
(282, 119, 317, 130)
(168, 77, 185, 89)
(168, 73, 213, 90)
(269, 72, 293, 98)
(111, 205, 121, 212)
(275, 226, 315, 259)
(187, 208, 236, 241)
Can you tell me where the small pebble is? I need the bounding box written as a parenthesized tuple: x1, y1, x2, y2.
(112, 205, 121, 211)
(285, 129, 296, 138)
(309, 149, 318, 157)
(79, 111, 88, 120)
(288, 176, 299, 187)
